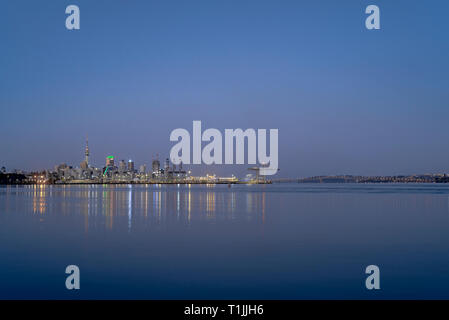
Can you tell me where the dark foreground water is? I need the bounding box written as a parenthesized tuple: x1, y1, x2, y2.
(1, 183, 449, 299)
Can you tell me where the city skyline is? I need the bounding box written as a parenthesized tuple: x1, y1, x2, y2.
(2, 132, 449, 180)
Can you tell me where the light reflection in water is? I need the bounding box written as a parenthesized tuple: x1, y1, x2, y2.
(1, 184, 267, 233)
(3, 184, 449, 299)
(128, 184, 132, 232)
(32, 184, 47, 215)
(188, 185, 191, 223)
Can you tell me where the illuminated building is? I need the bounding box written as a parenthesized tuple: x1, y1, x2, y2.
(164, 158, 170, 173)
(128, 159, 135, 172)
(152, 158, 160, 174)
(106, 155, 115, 167)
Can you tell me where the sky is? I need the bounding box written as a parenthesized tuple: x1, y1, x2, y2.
(1, 0, 448, 178)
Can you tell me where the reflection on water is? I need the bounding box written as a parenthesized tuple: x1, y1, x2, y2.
(2, 183, 449, 299)
(1, 184, 266, 233)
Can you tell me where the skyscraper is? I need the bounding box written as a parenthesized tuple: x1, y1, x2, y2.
(106, 156, 114, 167)
(165, 158, 170, 172)
(119, 160, 126, 173)
(80, 136, 89, 170)
(152, 158, 160, 174)
(128, 159, 135, 172)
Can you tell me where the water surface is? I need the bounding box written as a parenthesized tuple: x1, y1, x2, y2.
(1, 183, 449, 299)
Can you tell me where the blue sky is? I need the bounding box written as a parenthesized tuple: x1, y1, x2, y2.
(1, 0, 448, 177)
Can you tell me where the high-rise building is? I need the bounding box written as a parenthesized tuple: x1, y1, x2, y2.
(119, 160, 126, 173)
(80, 161, 88, 170)
(80, 136, 90, 170)
(128, 159, 135, 172)
(139, 164, 146, 174)
(165, 158, 170, 172)
(152, 159, 160, 174)
(106, 156, 114, 167)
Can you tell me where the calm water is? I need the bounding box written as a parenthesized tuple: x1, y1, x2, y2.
(1, 183, 449, 299)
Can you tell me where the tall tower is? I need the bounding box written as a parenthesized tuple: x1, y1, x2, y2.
(84, 135, 89, 166)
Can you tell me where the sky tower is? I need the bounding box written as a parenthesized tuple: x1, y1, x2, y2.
(84, 135, 89, 166)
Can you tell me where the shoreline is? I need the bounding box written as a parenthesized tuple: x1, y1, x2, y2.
(0, 181, 273, 186)
(2, 181, 449, 186)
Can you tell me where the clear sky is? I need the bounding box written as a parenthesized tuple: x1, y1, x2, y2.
(1, 0, 448, 177)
